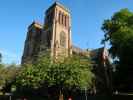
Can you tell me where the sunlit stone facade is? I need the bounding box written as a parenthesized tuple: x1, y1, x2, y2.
(22, 2, 72, 64)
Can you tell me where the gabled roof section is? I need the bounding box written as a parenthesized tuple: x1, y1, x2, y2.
(72, 45, 90, 57)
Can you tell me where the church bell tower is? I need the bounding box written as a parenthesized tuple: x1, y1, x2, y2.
(43, 2, 72, 59)
(21, 2, 72, 64)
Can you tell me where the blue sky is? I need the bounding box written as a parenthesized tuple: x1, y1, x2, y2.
(0, 0, 133, 64)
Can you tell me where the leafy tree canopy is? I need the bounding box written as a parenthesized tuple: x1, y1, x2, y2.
(102, 8, 133, 61)
(0, 53, 2, 63)
(16, 55, 94, 91)
(102, 8, 133, 89)
(0, 64, 19, 92)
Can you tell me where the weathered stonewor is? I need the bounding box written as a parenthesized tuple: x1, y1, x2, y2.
(21, 2, 72, 64)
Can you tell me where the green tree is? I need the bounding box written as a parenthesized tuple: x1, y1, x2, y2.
(0, 53, 2, 63)
(102, 8, 133, 91)
(16, 55, 94, 99)
(16, 64, 45, 89)
(0, 63, 19, 93)
(0, 53, 3, 68)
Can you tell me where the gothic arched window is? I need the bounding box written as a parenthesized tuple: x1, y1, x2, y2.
(64, 15, 67, 27)
(58, 11, 61, 24)
(62, 14, 64, 25)
(60, 31, 66, 47)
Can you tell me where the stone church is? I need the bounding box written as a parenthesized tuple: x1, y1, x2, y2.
(21, 2, 89, 64)
(21, 2, 112, 94)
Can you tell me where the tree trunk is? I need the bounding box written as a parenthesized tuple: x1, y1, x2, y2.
(59, 90, 64, 100)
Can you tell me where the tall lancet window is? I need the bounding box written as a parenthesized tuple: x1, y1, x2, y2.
(60, 31, 66, 47)
(58, 11, 61, 24)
